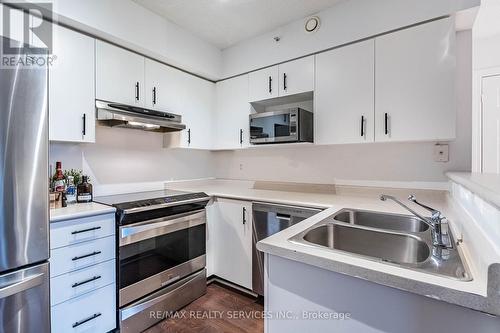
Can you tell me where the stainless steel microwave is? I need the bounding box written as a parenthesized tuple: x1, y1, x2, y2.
(249, 108, 313, 144)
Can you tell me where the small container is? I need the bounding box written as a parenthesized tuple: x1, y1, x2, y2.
(77, 176, 93, 203)
(65, 176, 77, 204)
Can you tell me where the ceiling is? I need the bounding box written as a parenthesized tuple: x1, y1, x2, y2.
(132, 0, 343, 49)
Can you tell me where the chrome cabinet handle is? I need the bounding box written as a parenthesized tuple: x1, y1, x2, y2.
(239, 129, 243, 144)
(71, 226, 101, 235)
(72, 251, 101, 261)
(72, 313, 101, 328)
(268, 76, 272, 93)
(152, 87, 157, 105)
(135, 82, 140, 101)
(0, 273, 44, 299)
(283, 73, 287, 91)
(242, 207, 247, 225)
(187, 129, 191, 145)
(71, 275, 101, 288)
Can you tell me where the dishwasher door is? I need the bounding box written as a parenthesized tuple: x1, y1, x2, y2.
(252, 203, 322, 295)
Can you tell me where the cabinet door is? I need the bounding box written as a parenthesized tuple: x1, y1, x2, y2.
(181, 75, 215, 149)
(213, 198, 252, 289)
(49, 25, 95, 143)
(278, 56, 315, 97)
(249, 66, 279, 102)
(315, 40, 375, 144)
(375, 18, 456, 142)
(215, 75, 251, 149)
(144, 59, 186, 112)
(95, 41, 145, 106)
(482, 75, 500, 173)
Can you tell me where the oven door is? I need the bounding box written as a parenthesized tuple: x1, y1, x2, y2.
(118, 210, 206, 307)
(250, 109, 298, 144)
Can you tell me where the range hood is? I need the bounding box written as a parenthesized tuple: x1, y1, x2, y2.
(96, 100, 186, 132)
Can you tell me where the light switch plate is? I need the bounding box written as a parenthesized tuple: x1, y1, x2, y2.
(434, 144, 449, 162)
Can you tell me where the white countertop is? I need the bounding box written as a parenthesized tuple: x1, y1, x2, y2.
(165, 178, 488, 299)
(447, 172, 500, 209)
(50, 202, 116, 222)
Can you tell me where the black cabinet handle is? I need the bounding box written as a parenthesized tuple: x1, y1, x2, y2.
(283, 73, 287, 91)
(71, 226, 101, 235)
(72, 251, 101, 261)
(384, 113, 389, 135)
(242, 207, 247, 225)
(239, 129, 243, 144)
(135, 82, 140, 101)
(72, 313, 102, 328)
(152, 87, 157, 105)
(187, 129, 191, 145)
(82, 114, 86, 136)
(361, 115, 365, 137)
(268, 76, 272, 93)
(72, 275, 102, 288)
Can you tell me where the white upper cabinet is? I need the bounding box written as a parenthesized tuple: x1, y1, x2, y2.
(249, 57, 315, 103)
(315, 40, 375, 144)
(144, 59, 186, 112)
(278, 56, 315, 97)
(168, 74, 214, 150)
(375, 18, 456, 142)
(96, 41, 145, 106)
(248, 66, 279, 102)
(49, 25, 95, 143)
(215, 75, 251, 149)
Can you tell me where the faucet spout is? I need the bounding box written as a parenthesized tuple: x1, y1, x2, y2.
(380, 194, 448, 248)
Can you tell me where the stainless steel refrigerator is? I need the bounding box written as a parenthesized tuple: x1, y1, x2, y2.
(0, 36, 50, 332)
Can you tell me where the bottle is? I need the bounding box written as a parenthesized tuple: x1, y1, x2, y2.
(65, 176, 77, 204)
(77, 176, 93, 203)
(53, 161, 65, 192)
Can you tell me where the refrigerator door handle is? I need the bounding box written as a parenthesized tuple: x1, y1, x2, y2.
(0, 273, 45, 299)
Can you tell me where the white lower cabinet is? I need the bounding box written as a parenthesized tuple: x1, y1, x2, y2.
(50, 213, 116, 333)
(51, 284, 116, 333)
(211, 198, 253, 289)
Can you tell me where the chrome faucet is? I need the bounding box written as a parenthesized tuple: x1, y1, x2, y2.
(380, 194, 449, 248)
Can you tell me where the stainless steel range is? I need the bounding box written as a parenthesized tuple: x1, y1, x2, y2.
(95, 189, 210, 333)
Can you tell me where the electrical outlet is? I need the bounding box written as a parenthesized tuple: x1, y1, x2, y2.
(434, 144, 449, 162)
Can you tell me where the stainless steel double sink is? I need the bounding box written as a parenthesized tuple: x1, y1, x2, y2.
(289, 209, 471, 280)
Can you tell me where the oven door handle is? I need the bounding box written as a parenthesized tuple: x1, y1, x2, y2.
(119, 210, 206, 246)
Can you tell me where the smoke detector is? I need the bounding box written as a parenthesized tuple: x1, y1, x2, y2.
(304, 16, 320, 33)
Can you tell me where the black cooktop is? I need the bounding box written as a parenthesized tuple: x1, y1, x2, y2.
(94, 189, 210, 211)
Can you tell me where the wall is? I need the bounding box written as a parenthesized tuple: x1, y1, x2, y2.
(213, 31, 473, 187)
(221, 0, 479, 78)
(44, 0, 221, 80)
(49, 126, 215, 191)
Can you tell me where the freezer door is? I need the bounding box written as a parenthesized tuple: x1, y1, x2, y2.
(0, 36, 49, 273)
(0, 262, 50, 333)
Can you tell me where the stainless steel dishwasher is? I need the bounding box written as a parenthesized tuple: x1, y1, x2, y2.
(252, 202, 322, 295)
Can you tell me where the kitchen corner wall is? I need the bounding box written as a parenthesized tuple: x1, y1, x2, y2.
(213, 31, 473, 186)
(49, 126, 215, 186)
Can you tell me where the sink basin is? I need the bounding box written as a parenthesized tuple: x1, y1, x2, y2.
(289, 208, 472, 281)
(303, 223, 430, 265)
(333, 209, 429, 232)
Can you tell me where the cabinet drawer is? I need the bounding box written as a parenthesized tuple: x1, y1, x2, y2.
(50, 236, 115, 277)
(51, 259, 115, 306)
(51, 213, 115, 249)
(51, 284, 116, 333)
